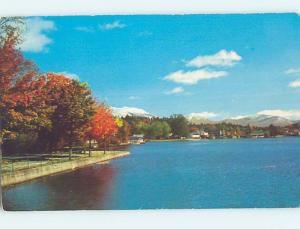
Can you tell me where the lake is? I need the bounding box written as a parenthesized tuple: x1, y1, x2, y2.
(2, 137, 300, 210)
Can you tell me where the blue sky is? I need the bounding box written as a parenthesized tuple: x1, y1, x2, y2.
(20, 14, 300, 119)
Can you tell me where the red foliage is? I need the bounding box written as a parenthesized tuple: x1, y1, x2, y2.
(86, 106, 118, 141)
(0, 34, 46, 134)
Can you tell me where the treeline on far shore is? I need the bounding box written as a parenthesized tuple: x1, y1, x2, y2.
(118, 115, 300, 141)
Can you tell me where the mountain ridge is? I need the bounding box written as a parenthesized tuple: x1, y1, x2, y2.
(112, 107, 298, 127)
(187, 114, 296, 127)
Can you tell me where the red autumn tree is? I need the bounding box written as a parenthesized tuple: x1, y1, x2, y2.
(86, 105, 118, 155)
(0, 17, 48, 144)
(39, 73, 96, 158)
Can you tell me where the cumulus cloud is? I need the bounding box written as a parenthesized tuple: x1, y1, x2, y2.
(257, 109, 300, 120)
(162, 50, 240, 86)
(20, 17, 55, 52)
(165, 86, 184, 94)
(285, 68, 300, 74)
(186, 112, 218, 120)
(186, 50, 242, 68)
(99, 21, 126, 30)
(289, 79, 300, 87)
(163, 69, 227, 85)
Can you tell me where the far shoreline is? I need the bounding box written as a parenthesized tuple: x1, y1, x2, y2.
(147, 135, 299, 143)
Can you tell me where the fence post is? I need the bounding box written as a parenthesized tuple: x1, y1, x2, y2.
(11, 160, 14, 174)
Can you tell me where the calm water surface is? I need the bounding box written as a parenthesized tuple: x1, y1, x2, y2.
(2, 137, 300, 210)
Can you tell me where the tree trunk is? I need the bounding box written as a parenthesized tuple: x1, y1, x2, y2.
(89, 139, 92, 157)
(0, 119, 3, 160)
(104, 139, 106, 154)
(69, 146, 72, 160)
(108, 137, 111, 151)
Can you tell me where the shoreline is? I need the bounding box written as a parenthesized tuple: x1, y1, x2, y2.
(148, 136, 298, 143)
(1, 151, 130, 188)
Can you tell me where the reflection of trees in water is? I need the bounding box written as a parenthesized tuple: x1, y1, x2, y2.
(42, 164, 117, 210)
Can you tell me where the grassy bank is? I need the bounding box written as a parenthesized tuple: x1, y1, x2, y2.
(1, 151, 130, 187)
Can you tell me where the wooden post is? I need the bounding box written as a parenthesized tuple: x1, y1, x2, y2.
(69, 129, 73, 160)
(11, 160, 14, 173)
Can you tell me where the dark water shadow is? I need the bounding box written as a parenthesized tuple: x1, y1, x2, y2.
(3, 164, 116, 211)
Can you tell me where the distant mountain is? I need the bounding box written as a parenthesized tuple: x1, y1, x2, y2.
(223, 115, 295, 127)
(187, 116, 216, 125)
(113, 107, 296, 127)
(112, 106, 154, 118)
(186, 113, 296, 127)
(186, 113, 217, 125)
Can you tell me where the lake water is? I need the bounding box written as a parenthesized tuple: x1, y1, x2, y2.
(2, 137, 300, 210)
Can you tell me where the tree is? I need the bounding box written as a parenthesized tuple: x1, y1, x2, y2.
(42, 73, 96, 159)
(167, 114, 189, 138)
(146, 121, 170, 139)
(136, 121, 150, 135)
(0, 17, 45, 149)
(86, 105, 118, 155)
(0, 17, 24, 47)
(118, 119, 131, 143)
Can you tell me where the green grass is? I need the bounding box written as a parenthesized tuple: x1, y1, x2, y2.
(1, 151, 120, 174)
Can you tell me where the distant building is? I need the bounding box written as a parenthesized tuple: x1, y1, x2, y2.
(129, 134, 145, 144)
(190, 131, 200, 139)
(199, 130, 209, 138)
(220, 130, 226, 138)
(250, 130, 265, 138)
(207, 128, 220, 138)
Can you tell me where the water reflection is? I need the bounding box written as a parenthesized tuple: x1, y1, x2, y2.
(3, 164, 116, 210)
(3, 138, 300, 210)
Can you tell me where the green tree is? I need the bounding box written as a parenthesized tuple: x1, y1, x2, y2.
(146, 121, 170, 139)
(167, 114, 189, 138)
(136, 121, 150, 135)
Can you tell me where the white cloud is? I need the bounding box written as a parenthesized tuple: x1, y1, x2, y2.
(257, 109, 300, 120)
(165, 86, 184, 94)
(289, 79, 300, 88)
(20, 17, 55, 52)
(112, 106, 153, 117)
(186, 50, 242, 68)
(285, 68, 300, 74)
(186, 112, 218, 120)
(56, 71, 80, 80)
(128, 96, 140, 100)
(74, 26, 94, 33)
(99, 21, 126, 30)
(163, 69, 227, 85)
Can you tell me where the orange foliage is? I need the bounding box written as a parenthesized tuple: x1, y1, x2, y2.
(86, 106, 118, 141)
